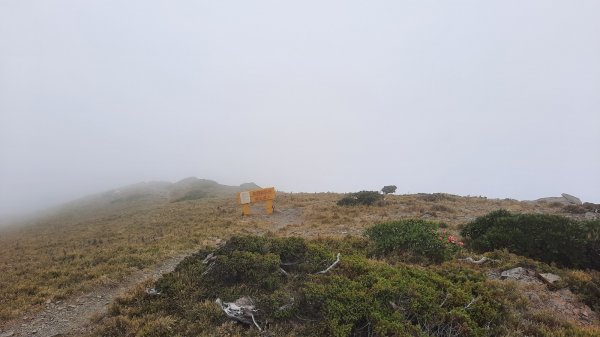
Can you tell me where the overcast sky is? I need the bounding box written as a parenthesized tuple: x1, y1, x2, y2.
(1, 1, 599, 217)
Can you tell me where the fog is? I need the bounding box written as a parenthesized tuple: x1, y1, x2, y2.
(1, 1, 599, 218)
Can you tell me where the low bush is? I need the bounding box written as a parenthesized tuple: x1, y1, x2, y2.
(461, 210, 600, 269)
(94, 235, 600, 337)
(365, 220, 462, 263)
(564, 270, 600, 312)
(337, 191, 383, 206)
(94, 236, 519, 337)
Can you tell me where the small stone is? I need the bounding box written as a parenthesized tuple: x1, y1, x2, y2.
(32, 330, 38, 334)
(68, 304, 77, 308)
(46, 299, 52, 304)
(97, 295, 102, 299)
(501, 267, 528, 280)
(538, 272, 561, 284)
(1, 331, 15, 337)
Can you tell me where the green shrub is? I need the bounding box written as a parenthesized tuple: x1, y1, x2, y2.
(564, 270, 600, 312)
(365, 220, 459, 263)
(93, 235, 597, 337)
(461, 210, 600, 269)
(337, 191, 383, 206)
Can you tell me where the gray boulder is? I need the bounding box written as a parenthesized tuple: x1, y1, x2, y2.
(561, 193, 582, 205)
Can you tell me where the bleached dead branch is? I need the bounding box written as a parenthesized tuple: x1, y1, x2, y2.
(464, 296, 480, 309)
(216, 297, 261, 330)
(316, 253, 341, 274)
(202, 252, 215, 264)
(459, 256, 498, 264)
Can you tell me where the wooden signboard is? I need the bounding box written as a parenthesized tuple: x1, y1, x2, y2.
(237, 187, 276, 215)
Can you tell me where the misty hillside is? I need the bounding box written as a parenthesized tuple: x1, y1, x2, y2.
(38, 178, 261, 222)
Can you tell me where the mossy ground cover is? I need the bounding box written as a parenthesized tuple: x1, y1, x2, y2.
(92, 233, 598, 337)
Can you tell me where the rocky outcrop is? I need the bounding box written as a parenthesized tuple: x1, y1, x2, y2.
(561, 193, 583, 205)
(534, 193, 583, 205)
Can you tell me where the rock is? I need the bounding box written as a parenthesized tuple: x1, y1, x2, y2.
(538, 273, 561, 284)
(0, 331, 15, 337)
(585, 212, 598, 220)
(561, 193, 582, 205)
(500, 267, 537, 280)
(535, 197, 570, 205)
(146, 288, 161, 296)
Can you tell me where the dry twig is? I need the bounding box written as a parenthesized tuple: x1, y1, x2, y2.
(316, 253, 341, 274)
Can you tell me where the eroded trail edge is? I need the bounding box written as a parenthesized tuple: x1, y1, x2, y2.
(1, 253, 190, 337)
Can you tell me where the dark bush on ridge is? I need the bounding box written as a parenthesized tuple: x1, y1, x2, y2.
(461, 210, 600, 269)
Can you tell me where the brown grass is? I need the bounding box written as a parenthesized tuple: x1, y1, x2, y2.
(0, 191, 573, 327)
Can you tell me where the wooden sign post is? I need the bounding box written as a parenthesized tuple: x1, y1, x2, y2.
(237, 187, 276, 216)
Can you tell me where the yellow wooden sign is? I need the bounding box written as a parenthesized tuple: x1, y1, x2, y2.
(237, 187, 276, 215)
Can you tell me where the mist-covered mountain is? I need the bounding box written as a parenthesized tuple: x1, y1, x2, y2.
(0, 178, 260, 227)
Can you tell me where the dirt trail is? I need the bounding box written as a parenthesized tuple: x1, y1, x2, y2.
(0, 253, 190, 337)
(0, 207, 304, 337)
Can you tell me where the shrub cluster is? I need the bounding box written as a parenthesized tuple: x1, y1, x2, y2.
(337, 191, 383, 206)
(461, 210, 600, 270)
(95, 236, 521, 337)
(365, 220, 461, 263)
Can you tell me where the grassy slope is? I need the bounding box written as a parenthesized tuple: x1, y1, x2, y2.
(0, 188, 576, 327)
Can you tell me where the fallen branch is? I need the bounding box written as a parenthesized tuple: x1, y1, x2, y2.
(464, 296, 480, 310)
(202, 261, 216, 276)
(216, 297, 259, 327)
(459, 256, 499, 265)
(280, 261, 300, 266)
(202, 253, 216, 264)
(316, 253, 341, 274)
(439, 292, 450, 308)
(279, 267, 289, 277)
(251, 313, 262, 332)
